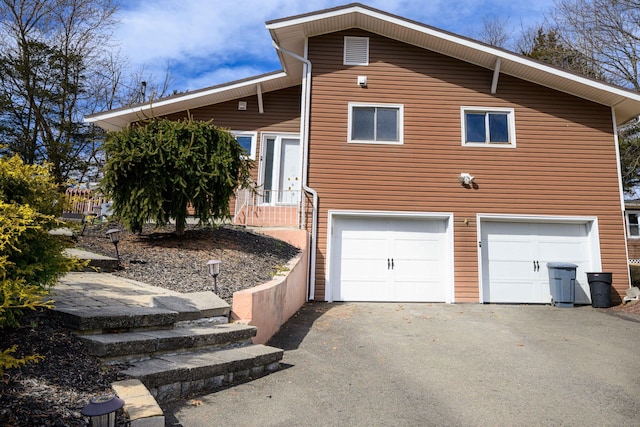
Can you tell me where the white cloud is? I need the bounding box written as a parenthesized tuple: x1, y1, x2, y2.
(113, 0, 556, 92)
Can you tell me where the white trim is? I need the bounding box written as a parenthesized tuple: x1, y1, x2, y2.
(461, 106, 516, 147)
(326, 210, 455, 303)
(343, 36, 369, 66)
(347, 102, 404, 145)
(625, 211, 640, 238)
(266, 5, 640, 106)
(257, 83, 264, 114)
(85, 72, 288, 124)
(231, 131, 257, 160)
(612, 109, 625, 210)
(491, 58, 501, 95)
(258, 132, 302, 202)
(476, 213, 602, 303)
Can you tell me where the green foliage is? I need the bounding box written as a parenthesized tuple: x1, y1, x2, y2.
(619, 121, 640, 194)
(0, 0, 121, 184)
(0, 155, 64, 217)
(522, 28, 600, 79)
(0, 345, 44, 376)
(0, 155, 81, 373)
(102, 117, 254, 234)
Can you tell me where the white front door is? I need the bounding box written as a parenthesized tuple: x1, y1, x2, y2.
(331, 216, 450, 302)
(481, 221, 594, 304)
(261, 135, 301, 204)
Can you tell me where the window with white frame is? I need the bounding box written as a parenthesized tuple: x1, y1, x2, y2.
(461, 107, 516, 147)
(627, 211, 640, 237)
(231, 131, 257, 159)
(348, 103, 403, 144)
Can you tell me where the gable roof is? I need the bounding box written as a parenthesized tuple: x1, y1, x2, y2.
(86, 3, 640, 131)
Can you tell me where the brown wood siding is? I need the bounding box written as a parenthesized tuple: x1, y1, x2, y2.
(308, 30, 629, 302)
(163, 85, 301, 183)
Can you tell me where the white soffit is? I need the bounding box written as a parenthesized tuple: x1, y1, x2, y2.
(267, 3, 640, 125)
(88, 3, 640, 131)
(85, 71, 298, 131)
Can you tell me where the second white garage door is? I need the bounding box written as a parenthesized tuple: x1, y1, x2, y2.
(480, 220, 596, 304)
(330, 215, 451, 302)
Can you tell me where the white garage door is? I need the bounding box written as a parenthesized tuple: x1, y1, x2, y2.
(330, 216, 450, 302)
(481, 221, 595, 304)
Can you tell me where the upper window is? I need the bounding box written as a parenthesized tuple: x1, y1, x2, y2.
(344, 36, 369, 66)
(231, 131, 257, 159)
(348, 103, 403, 144)
(627, 212, 640, 238)
(461, 107, 516, 147)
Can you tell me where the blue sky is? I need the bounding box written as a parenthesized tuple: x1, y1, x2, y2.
(113, 0, 556, 93)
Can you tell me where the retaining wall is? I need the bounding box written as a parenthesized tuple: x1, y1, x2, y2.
(231, 229, 309, 344)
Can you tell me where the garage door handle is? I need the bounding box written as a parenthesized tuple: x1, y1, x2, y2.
(391, 259, 394, 269)
(533, 260, 536, 271)
(388, 258, 390, 270)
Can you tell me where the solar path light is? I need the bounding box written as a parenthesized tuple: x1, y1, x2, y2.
(105, 228, 122, 265)
(81, 394, 124, 427)
(207, 259, 221, 294)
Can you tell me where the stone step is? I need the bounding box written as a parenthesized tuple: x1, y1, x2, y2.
(121, 344, 284, 403)
(79, 323, 258, 362)
(151, 292, 230, 321)
(64, 248, 120, 272)
(53, 292, 231, 333)
(54, 306, 179, 333)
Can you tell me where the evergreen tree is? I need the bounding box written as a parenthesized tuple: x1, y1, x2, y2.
(102, 117, 254, 235)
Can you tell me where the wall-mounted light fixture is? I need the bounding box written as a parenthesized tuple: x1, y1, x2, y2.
(458, 173, 475, 186)
(357, 75, 367, 87)
(238, 101, 247, 111)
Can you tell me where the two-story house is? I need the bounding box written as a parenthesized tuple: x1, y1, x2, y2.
(87, 3, 640, 305)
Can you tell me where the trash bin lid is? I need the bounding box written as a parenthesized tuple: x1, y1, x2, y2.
(546, 262, 578, 269)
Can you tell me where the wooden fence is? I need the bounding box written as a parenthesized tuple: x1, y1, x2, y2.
(64, 188, 108, 215)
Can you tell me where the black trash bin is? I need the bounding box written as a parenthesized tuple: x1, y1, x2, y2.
(547, 263, 578, 308)
(586, 272, 612, 308)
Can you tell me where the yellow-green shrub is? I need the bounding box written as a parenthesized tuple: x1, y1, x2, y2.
(0, 155, 82, 374)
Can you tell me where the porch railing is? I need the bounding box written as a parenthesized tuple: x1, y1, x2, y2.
(233, 189, 301, 227)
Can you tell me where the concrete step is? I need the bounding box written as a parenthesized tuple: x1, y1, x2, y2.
(121, 345, 284, 403)
(79, 323, 258, 362)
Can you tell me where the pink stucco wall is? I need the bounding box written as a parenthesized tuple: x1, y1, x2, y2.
(231, 229, 309, 344)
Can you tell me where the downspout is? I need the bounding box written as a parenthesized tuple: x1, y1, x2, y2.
(272, 39, 318, 301)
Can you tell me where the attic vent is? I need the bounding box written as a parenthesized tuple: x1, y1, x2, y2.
(344, 36, 369, 66)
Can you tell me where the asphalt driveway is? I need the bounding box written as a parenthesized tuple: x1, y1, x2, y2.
(166, 303, 640, 426)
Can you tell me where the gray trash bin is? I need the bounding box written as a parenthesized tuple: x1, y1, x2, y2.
(547, 263, 578, 308)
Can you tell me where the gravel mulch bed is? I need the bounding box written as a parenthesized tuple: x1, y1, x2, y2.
(1, 223, 300, 426)
(76, 222, 301, 304)
(0, 310, 128, 427)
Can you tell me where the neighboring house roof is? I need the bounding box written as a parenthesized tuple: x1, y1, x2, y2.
(86, 2, 640, 131)
(625, 200, 640, 210)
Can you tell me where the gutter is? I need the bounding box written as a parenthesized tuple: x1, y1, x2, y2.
(272, 39, 318, 301)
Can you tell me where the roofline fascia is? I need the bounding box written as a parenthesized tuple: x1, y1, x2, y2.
(266, 4, 640, 105)
(85, 71, 289, 123)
